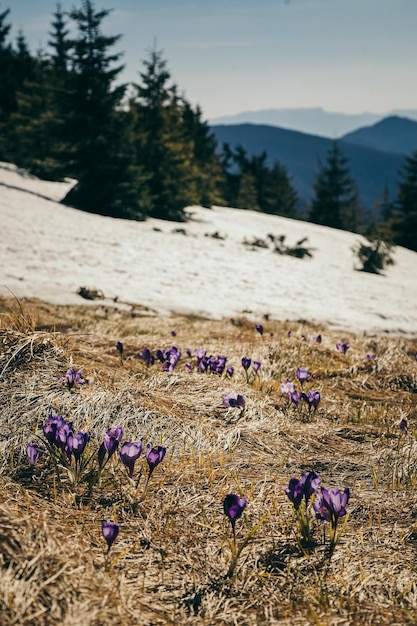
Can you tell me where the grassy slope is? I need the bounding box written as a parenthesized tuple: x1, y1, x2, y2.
(1, 297, 417, 625)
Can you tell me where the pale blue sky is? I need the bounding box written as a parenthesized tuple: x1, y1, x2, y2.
(4, 0, 417, 119)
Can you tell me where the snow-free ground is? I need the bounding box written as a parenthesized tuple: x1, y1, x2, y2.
(1, 161, 416, 335)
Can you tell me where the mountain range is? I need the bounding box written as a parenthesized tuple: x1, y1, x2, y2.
(209, 107, 417, 138)
(210, 115, 417, 213)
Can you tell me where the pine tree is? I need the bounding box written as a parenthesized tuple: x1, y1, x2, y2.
(309, 141, 361, 230)
(181, 101, 225, 208)
(0, 7, 16, 159)
(0, 8, 15, 117)
(48, 3, 70, 73)
(262, 162, 298, 217)
(130, 48, 198, 221)
(62, 0, 148, 218)
(390, 150, 417, 251)
(236, 172, 260, 210)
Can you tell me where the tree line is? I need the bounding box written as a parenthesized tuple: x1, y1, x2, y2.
(0, 1, 415, 251)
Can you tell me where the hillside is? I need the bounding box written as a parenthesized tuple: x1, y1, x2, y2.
(342, 115, 417, 156)
(210, 123, 405, 212)
(1, 161, 417, 336)
(2, 162, 417, 625)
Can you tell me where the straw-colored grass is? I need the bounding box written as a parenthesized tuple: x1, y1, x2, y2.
(1, 296, 417, 625)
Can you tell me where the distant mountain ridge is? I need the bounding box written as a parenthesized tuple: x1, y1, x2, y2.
(341, 116, 417, 156)
(209, 107, 417, 139)
(210, 119, 413, 213)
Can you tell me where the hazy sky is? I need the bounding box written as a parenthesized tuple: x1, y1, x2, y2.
(5, 0, 417, 120)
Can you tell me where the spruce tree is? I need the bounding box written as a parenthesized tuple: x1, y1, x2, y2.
(262, 162, 298, 217)
(181, 101, 225, 208)
(390, 150, 417, 251)
(309, 141, 361, 230)
(0, 7, 15, 159)
(62, 0, 148, 219)
(130, 48, 198, 221)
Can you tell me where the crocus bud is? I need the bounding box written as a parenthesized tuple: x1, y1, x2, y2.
(115, 341, 123, 356)
(223, 493, 247, 529)
(241, 357, 251, 371)
(255, 324, 263, 336)
(26, 443, 45, 466)
(102, 521, 119, 551)
(146, 444, 166, 474)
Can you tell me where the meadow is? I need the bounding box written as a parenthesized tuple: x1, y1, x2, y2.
(1, 296, 417, 625)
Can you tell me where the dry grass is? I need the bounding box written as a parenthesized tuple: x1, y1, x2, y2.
(1, 296, 417, 625)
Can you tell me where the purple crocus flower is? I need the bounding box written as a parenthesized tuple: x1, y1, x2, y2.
(290, 390, 301, 406)
(146, 444, 167, 475)
(185, 363, 193, 372)
(366, 353, 376, 360)
(399, 418, 409, 433)
(43, 413, 66, 444)
(255, 324, 264, 336)
(336, 342, 350, 354)
(99, 425, 124, 466)
(280, 379, 295, 395)
(67, 431, 90, 460)
(313, 487, 350, 525)
(161, 346, 182, 372)
(296, 367, 310, 385)
(58, 367, 85, 390)
(223, 393, 246, 409)
(313, 334, 322, 344)
(241, 357, 251, 371)
(301, 390, 321, 411)
(195, 349, 207, 361)
(252, 361, 261, 374)
(226, 366, 234, 377)
(171, 330, 177, 337)
(120, 441, 143, 478)
(223, 493, 247, 530)
(283, 477, 304, 509)
(115, 341, 123, 356)
(284, 471, 320, 510)
(139, 347, 154, 366)
(26, 443, 45, 466)
(102, 521, 119, 552)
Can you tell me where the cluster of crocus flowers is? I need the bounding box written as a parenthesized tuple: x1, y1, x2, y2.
(190, 349, 229, 375)
(57, 367, 86, 391)
(280, 370, 321, 416)
(43, 413, 90, 462)
(25, 413, 91, 485)
(157, 345, 182, 372)
(284, 472, 350, 556)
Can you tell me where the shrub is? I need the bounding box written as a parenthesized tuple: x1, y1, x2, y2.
(352, 239, 395, 275)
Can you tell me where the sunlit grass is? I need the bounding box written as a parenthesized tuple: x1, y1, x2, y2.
(1, 296, 417, 625)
